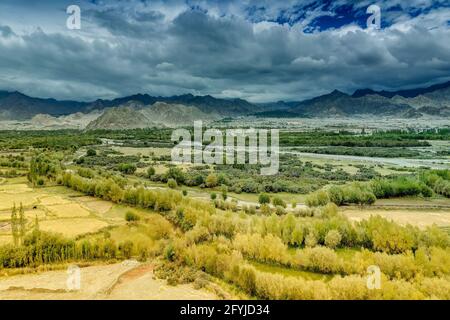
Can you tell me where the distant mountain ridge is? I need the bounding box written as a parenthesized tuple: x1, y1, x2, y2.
(352, 81, 450, 98)
(256, 81, 450, 118)
(0, 91, 261, 121)
(0, 80, 449, 123)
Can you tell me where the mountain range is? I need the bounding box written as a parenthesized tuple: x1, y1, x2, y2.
(255, 81, 450, 118)
(0, 80, 449, 129)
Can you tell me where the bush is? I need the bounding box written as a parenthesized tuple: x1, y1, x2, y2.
(182, 189, 188, 196)
(359, 216, 416, 254)
(86, 149, 97, 157)
(165, 167, 185, 184)
(275, 206, 286, 215)
(210, 192, 217, 200)
(125, 211, 140, 222)
(259, 193, 270, 205)
(147, 166, 156, 177)
(305, 233, 318, 248)
(167, 178, 178, 189)
(305, 190, 330, 207)
(118, 163, 137, 174)
(206, 173, 218, 188)
(164, 243, 176, 262)
(36, 178, 45, 186)
(272, 197, 286, 208)
(119, 241, 134, 259)
(221, 186, 228, 200)
(325, 230, 342, 249)
(260, 204, 271, 215)
(305, 247, 341, 274)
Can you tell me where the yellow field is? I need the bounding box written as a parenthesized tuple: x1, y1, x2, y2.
(39, 195, 72, 206)
(39, 218, 109, 238)
(46, 203, 92, 218)
(342, 207, 450, 229)
(0, 177, 133, 243)
(0, 235, 12, 245)
(76, 198, 112, 214)
(0, 193, 40, 210)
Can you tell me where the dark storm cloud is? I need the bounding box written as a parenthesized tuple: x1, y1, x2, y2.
(0, 26, 15, 37)
(0, 0, 448, 102)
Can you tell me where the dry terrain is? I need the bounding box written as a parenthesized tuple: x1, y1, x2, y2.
(0, 262, 217, 300)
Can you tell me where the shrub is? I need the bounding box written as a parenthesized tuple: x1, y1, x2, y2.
(275, 206, 286, 215)
(272, 197, 286, 208)
(221, 186, 228, 200)
(164, 243, 176, 262)
(305, 190, 330, 207)
(259, 193, 270, 205)
(325, 230, 342, 249)
(260, 204, 272, 215)
(305, 233, 318, 248)
(36, 178, 45, 186)
(206, 173, 218, 188)
(305, 247, 342, 274)
(147, 166, 156, 177)
(167, 178, 178, 189)
(210, 192, 217, 200)
(86, 149, 97, 157)
(119, 241, 134, 259)
(359, 216, 416, 254)
(117, 163, 137, 174)
(328, 185, 344, 205)
(165, 167, 185, 184)
(125, 211, 140, 222)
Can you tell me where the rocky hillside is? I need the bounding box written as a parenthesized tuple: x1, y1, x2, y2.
(86, 101, 219, 130)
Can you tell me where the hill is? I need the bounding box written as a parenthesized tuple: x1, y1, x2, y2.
(86, 101, 218, 130)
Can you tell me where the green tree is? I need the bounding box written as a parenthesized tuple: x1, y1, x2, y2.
(86, 149, 97, 157)
(221, 186, 228, 200)
(165, 167, 185, 184)
(18, 203, 26, 245)
(259, 193, 270, 205)
(118, 163, 137, 174)
(147, 166, 156, 177)
(11, 204, 19, 246)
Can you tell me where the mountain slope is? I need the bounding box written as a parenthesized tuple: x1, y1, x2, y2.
(86, 101, 218, 130)
(352, 80, 450, 98)
(0, 91, 88, 120)
(286, 90, 413, 117)
(86, 103, 153, 130)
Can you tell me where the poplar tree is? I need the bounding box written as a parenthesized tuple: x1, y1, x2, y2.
(11, 203, 19, 246)
(18, 203, 26, 246)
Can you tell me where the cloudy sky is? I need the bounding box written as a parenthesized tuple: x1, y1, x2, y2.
(0, 0, 449, 102)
